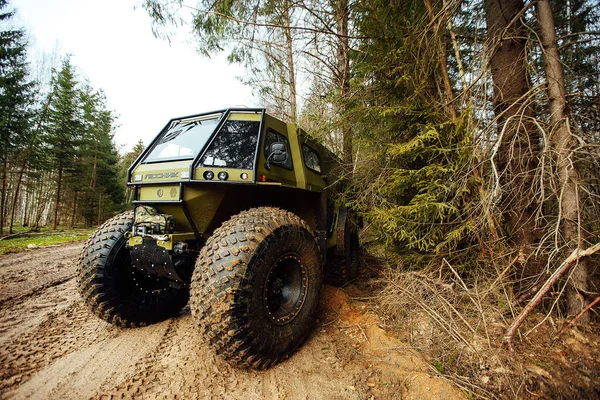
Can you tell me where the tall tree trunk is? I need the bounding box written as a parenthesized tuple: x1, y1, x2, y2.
(424, 0, 457, 120)
(33, 174, 53, 231)
(53, 164, 63, 230)
(1, 157, 7, 234)
(22, 175, 29, 226)
(97, 193, 104, 226)
(70, 191, 77, 229)
(485, 0, 541, 276)
(9, 157, 28, 233)
(536, 0, 589, 321)
(336, 0, 352, 165)
(282, 1, 297, 123)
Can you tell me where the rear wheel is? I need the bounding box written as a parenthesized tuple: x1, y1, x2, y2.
(324, 219, 360, 287)
(77, 212, 189, 327)
(190, 207, 322, 369)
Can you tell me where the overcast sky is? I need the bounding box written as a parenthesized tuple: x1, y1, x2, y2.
(11, 0, 255, 153)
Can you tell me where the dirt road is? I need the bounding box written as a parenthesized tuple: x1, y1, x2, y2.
(0, 242, 463, 399)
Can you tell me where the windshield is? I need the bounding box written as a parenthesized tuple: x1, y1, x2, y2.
(144, 115, 222, 162)
(200, 120, 260, 169)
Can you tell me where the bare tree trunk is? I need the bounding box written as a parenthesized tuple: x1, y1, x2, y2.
(53, 164, 63, 230)
(282, 1, 297, 123)
(336, 0, 352, 165)
(97, 193, 104, 226)
(70, 191, 77, 229)
(536, 0, 589, 321)
(485, 0, 541, 276)
(9, 157, 28, 233)
(423, 0, 457, 120)
(33, 174, 53, 231)
(1, 157, 7, 234)
(22, 175, 29, 226)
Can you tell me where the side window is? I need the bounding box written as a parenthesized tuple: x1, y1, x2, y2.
(264, 129, 293, 170)
(302, 144, 322, 174)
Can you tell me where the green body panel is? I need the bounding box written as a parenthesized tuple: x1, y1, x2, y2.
(131, 160, 191, 184)
(181, 185, 226, 233)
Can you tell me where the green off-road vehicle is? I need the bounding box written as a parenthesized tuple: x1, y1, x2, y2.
(78, 108, 359, 368)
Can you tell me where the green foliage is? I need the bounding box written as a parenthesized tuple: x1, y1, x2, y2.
(361, 121, 477, 252)
(45, 57, 81, 174)
(0, 24, 125, 231)
(77, 86, 124, 225)
(0, 0, 37, 233)
(347, 0, 478, 254)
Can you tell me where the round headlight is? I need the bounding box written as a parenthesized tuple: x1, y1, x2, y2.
(240, 173, 248, 180)
(218, 171, 229, 181)
(203, 170, 214, 180)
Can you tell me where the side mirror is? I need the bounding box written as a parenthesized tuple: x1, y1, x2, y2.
(270, 142, 287, 163)
(265, 142, 287, 170)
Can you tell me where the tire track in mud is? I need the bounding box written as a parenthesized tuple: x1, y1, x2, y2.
(1, 242, 465, 400)
(6, 319, 172, 399)
(93, 310, 379, 400)
(0, 242, 83, 306)
(0, 270, 76, 307)
(0, 299, 116, 393)
(93, 317, 182, 399)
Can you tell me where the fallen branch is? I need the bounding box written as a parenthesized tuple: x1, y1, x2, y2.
(556, 296, 600, 337)
(0, 232, 26, 241)
(503, 242, 600, 351)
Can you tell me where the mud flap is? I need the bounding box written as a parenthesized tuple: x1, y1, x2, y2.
(129, 241, 188, 286)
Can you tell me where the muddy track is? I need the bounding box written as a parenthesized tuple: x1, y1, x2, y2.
(0, 242, 464, 399)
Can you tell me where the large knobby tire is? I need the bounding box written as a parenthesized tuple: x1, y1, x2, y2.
(190, 207, 322, 369)
(324, 220, 360, 287)
(77, 211, 189, 327)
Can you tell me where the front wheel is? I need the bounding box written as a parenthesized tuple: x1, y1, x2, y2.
(190, 207, 322, 369)
(77, 212, 189, 327)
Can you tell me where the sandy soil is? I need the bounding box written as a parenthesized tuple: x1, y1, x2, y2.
(0, 242, 464, 399)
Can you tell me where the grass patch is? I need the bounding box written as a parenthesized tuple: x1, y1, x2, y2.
(0, 230, 93, 256)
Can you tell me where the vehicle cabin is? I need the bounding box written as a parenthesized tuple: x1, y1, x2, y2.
(127, 108, 336, 246)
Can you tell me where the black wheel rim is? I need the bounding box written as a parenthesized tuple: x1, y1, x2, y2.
(263, 253, 308, 325)
(111, 239, 170, 296)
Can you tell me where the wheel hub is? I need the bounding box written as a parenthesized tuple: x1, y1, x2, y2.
(263, 254, 308, 325)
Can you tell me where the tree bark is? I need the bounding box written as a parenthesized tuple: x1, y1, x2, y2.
(0, 157, 7, 235)
(283, 8, 297, 123)
(9, 157, 28, 233)
(424, 0, 457, 120)
(70, 191, 77, 229)
(536, 0, 589, 321)
(97, 192, 104, 226)
(336, 0, 352, 165)
(485, 0, 541, 276)
(53, 164, 63, 230)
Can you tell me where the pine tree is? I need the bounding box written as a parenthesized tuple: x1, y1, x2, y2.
(45, 57, 82, 229)
(346, 0, 476, 253)
(78, 86, 123, 226)
(0, 0, 36, 234)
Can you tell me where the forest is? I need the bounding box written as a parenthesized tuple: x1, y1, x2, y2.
(0, 0, 143, 234)
(1, 0, 600, 396)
